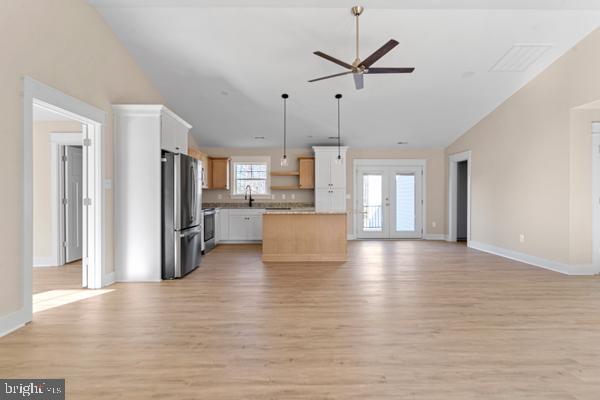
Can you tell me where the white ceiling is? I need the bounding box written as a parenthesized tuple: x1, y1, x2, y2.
(90, 0, 600, 148)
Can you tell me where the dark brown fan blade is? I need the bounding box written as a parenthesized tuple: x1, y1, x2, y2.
(366, 67, 415, 74)
(308, 71, 352, 83)
(313, 51, 354, 70)
(360, 39, 399, 68)
(353, 73, 364, 90)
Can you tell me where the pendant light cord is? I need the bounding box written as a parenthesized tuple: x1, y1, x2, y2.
(337, 95, 341, 159)
(283, 97, 287, 158)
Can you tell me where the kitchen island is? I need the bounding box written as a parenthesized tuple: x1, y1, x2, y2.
(262, 211, 347, 262)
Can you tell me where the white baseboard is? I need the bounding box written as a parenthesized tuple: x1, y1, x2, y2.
(423, 234, 446, 241)
(103, 272, 115, 287)
(347, 234, 356, 240)
(468, 240, 600, 276)
(33, 256, 58, 267)
(0, 309, 28, 338)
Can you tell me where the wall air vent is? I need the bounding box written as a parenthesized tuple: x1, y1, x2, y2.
(490, 44, 552, 72)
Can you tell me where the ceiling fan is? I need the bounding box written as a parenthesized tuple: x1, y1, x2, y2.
(309, 6, 414, 90)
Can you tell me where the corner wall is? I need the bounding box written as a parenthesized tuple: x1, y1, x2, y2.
(446, 28, 600, 273)
(0, 0, 163, 321)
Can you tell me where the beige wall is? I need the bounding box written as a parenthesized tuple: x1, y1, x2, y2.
(446, 28, 600, 270)
(1, 1, 163, 317)
(33, 121, 82, 260)
(199, 147, 315, 204)
(200, 146, 447, 236)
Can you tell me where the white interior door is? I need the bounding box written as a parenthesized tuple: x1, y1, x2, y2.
(356, 165, 423, 239)
(64, 145, 83, 263)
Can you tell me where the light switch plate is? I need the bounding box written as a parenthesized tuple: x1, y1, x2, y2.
(104, 179, 112, 190)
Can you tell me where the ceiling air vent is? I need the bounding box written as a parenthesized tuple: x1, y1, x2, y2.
(490, 44, 552, 72)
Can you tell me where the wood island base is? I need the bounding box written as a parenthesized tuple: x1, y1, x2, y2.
(262, 212, 347, 262)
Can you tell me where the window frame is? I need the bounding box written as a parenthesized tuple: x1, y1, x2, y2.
(230, 156, 272, 198)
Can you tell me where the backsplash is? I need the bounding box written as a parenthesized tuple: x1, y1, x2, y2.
(203, 201, 314, 209)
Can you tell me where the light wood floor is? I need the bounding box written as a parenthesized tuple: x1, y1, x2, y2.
(33, 260, 82, 294)
(3, 241, 600, 399)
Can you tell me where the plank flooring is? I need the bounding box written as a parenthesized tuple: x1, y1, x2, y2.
(2, 241, 600, 399)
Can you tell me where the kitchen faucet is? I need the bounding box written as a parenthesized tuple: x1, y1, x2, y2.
(244, 185, 255, 207)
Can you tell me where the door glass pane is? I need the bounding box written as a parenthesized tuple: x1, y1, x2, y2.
(362, 174, 383, 231)
(396, 174, 415, 231)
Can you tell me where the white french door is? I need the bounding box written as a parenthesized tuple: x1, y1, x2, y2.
(356, 165, 423, 239)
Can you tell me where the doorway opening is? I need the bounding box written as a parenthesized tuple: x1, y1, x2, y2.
(32, 104, 85, 300)
(448, 151, 471, 243)
(21, 77, 106, 325)
(354, 159, 425, 239)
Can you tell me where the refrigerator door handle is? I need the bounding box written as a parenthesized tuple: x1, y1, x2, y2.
(180, 227, 202, 238)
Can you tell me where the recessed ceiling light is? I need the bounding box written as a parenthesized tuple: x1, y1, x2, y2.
(397, 141, 408, 145)
(253, 136, 265, 140)
(328, 136, 338, 140)
(462, 71, 475, 79)
(306, 135, 314, 138)
(220, 90, 229, 96)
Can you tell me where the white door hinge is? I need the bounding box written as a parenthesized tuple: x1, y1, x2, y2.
(83, 198, 92, 206)
(61, 155, 68, 162)
(62, 198, 68, 205)
(83, 138, 92, 147)
(63, 241, 67, 247)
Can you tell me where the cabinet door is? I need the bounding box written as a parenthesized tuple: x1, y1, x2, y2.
(211, 158, 230, 190)
(228, 214, 250, 241)
(330, 188, 347, 212)
(218, 209, 229, 240)
(330, 156, 346, 189)
(249, 214, 263, 240)
(161, 112, 188, 154)
(314, 155, 331, 189)
(315, 188, 332, 212)
(298, 158, 315, 189)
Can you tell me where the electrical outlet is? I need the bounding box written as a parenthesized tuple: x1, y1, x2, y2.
(282, 194, 286, 200)
(217, 194, 223, 200)
(271, 194, 275, 200)
(432, 221, 437, 228)
(519, 234, 525, 243)
(291, 193, 295, 200)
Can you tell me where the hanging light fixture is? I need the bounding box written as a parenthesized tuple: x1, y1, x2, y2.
(335, 93, 343, 164)
(280, 93, 289, 167)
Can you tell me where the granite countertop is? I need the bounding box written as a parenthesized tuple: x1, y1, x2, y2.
(263, 210, 346, 215)
(202, 202, 314, 210)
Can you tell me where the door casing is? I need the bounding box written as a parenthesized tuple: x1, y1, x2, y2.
(353, 159, 427, 239)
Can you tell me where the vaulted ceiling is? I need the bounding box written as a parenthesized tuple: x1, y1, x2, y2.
(90, 0, 600, 148)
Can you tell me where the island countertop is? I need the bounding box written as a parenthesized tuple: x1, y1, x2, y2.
(263, 209, 346, 215)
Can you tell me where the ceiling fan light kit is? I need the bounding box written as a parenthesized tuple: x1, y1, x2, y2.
(309, 6, 414, 90)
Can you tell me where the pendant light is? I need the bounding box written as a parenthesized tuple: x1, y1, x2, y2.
(280, 93, 289, 167)
(335, 93, 343, 164)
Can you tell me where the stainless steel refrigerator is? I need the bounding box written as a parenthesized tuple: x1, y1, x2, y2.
(162, 152, 203, 279)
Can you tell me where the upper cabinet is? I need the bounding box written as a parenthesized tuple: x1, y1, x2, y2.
(313, 146, 348, 212)
(210, 157, 230, 190)
(160, 110, 190, 154)
(298, 157, 315, 189)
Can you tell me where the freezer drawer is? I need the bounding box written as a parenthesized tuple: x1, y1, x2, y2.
(162, 225, 202, 279)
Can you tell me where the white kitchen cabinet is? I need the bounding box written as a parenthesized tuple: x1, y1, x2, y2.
(160, 109, 189, 154)
(313, 146, 348, 212)
(113, 105, 192, 282)
(217, 208, 229, 242)
(221, 209, 264, 242)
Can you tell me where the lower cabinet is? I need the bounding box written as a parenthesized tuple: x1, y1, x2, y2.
(219, 209, 264, 242)
(315, 188, 346, 212)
